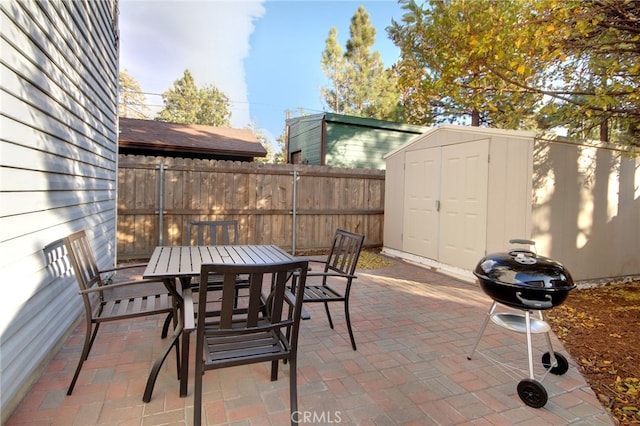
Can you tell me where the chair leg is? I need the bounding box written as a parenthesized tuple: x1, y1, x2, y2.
(67, 321, 98, 395)
(323, 301, 334, 329)
(161, 311, 173, 338)
(180, 329, 191, 397)
(344, 300, 357, 351)
(271, 360, 279, 381)
(289, 357, 298, 426)
(194, 355, 203, 426)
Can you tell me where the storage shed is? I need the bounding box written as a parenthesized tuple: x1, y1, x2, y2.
(383, 125, 640, 282)
(286, 113, 428, 169)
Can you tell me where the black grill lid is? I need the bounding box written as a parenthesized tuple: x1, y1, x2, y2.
(474, 249, 575, 289)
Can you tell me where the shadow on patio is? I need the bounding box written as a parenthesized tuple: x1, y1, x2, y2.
(6, 256, 613, 425)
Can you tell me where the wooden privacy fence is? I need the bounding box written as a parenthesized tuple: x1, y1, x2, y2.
(117, 155, 385, 260)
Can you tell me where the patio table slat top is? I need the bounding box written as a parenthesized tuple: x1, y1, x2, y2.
(144, 245, 294, 278)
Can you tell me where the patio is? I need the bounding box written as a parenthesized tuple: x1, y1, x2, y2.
(6, 256, 613, 425)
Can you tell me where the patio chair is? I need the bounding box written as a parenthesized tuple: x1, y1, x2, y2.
(63, 230, 178, 395)
(186, 220, 240, 246)
(291, 228, 364, 350)
(185, 259, 309, 426)
(185, 219, 249, 295)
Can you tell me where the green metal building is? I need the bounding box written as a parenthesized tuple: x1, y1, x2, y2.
(286, 113, 428, 170)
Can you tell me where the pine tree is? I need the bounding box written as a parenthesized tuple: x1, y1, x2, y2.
(320, 6, 401, 121)
(118, 70, 148, 119)
(157, 70, 231, 126)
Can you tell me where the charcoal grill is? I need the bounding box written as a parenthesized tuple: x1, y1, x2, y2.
(467, 239, 576, 408)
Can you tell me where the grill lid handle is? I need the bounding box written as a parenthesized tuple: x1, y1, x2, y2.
(509, 238, 536, 246)
(516, 292, 553, 309)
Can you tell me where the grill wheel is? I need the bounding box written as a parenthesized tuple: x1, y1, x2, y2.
(542, 352, 569, 375)
(517, 379, 548, 408)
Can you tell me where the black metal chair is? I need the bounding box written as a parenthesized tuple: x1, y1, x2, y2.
(291, 228, 365, 350)
(186, 220, 240, 246)
(177, 220, 249, 396)
(184, 219, 249, 302)
(184, 259, 309, 426)
(62, 230, 179, 395)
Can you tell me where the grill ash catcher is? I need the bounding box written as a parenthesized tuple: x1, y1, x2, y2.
(467, 239, 576, 408)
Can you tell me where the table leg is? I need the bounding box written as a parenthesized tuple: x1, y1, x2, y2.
(142, 277, 184, 403)
(143, 317, 183, 403)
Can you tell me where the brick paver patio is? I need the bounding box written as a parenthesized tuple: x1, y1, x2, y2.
(6, 255, 614, 425)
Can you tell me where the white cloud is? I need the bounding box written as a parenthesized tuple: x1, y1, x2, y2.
(118, 0, 266, 127)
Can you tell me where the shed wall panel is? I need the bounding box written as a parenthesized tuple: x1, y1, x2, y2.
(485, 136, 533, 253)
(532, 140, 640, 280)
(382, 153, 404, 250)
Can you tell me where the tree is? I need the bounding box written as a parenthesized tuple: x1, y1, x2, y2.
(388, 0, 640, 145)
(246, 123, 285, 164)
(320, 28, 347, 114)
(273, 131, 287, 164)
(118, 70, 148, 118)
(530, 0, 640, 144)
(157, 70, 231, 126)
(321, 6, 402, 121)
(388, 0, 545, 128)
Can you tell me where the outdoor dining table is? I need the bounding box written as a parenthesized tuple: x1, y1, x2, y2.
(141, 244, 296, 402)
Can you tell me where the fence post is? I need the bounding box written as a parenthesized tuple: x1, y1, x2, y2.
(156, 163, 165, 245)
(291, 169, 298, 255)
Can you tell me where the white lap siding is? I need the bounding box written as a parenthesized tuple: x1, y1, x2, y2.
(0, 1, 119, 420)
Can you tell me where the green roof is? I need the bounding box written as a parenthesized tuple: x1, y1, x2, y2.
(287, 113, 428, 135)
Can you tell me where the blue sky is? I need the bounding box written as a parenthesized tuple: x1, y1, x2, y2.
(118, 0, 405, 145)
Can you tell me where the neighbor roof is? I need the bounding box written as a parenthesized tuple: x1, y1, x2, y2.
(286, 112, 429, 134)
(118, 118, 267, 159)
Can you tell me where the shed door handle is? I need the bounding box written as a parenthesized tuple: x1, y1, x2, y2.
(436, 200, 440, 212)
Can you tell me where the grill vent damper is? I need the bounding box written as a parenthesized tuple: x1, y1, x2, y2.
(467, 239, 576, 408)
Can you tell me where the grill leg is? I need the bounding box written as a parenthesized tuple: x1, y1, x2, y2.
(539, 310, 557, 369)
(467, 301, 497, 360)
(525, 310, 535, 379)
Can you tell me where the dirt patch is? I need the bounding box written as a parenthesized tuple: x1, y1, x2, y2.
(357, 249, 394, 270)
(545, 280, 640, 425)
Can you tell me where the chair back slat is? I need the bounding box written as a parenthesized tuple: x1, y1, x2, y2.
(325, 229, 365, 276)
(219, 273, 239, 328)
(63, 230, 105, 292)
(197, 260, 308, 335)
(187, 220, 240, 246)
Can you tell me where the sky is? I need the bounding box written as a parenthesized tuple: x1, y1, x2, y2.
(118, 0, 406, 145)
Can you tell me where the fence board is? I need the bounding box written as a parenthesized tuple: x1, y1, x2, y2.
(117, 155, 384, 259)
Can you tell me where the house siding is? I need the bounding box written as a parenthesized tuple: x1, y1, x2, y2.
(286, 113, 427, 169)
(287, 114, 324, 165)
(325, 121, 423, 169)
(0, 1, 119, 420)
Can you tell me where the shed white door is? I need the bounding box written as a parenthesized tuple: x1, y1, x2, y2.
(439, 141, 489, 269)
(403, 148, 440, 258)
(402, 140, 489, 270)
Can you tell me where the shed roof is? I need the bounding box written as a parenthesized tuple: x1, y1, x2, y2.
(118, 118, 267, 158)
(287, 112, 429, 134)
(384, 124, 536, 159)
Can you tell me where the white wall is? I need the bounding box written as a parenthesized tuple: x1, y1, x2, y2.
(532, 138, 640, 280)
(0, 1, 119, 419)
